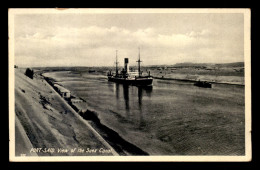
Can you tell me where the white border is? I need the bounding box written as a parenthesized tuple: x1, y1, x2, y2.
(9, 8, 251, 162)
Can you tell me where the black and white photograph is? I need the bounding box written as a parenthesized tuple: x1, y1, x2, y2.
(8, 8, 251, 162)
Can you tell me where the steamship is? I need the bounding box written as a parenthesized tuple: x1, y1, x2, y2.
(107, 48, 153, 86)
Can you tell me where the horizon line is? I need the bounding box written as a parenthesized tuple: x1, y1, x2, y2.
(16, 61, 244, 68)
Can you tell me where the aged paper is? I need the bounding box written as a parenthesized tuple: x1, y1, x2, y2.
(9, 8, 251, 162)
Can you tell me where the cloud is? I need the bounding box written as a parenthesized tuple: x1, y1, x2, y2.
(187, 29, 211, 37)
(14, 25, 243, 67)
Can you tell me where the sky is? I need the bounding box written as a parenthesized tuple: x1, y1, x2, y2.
(13, 12, 244, 67)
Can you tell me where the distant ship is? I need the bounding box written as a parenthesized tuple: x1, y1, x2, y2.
(107, 48, 153, 86)
(194, 80, 212, 88)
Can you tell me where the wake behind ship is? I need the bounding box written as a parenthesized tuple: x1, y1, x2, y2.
(107, 49, 153, 86)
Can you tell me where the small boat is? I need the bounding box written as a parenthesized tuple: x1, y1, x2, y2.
(107, 48, 153, 86)
(194, 80, 212, 88)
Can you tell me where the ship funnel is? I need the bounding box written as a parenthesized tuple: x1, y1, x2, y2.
(124, 58, 129, 73)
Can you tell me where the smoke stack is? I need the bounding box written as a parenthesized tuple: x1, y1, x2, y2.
(124, 58, 129, 73)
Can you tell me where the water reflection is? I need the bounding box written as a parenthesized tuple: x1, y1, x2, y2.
(141, 86, 153, 97)
(115, 83, 119, 99)
(138, 87, 143, 106)
(137, 86, 152, 129)
(114, 83, 153, 129)
(137, 87, 144, 129)
(123, 85, 130, 111)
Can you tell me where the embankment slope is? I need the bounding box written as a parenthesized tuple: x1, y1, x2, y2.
(14, 69, 114, 156)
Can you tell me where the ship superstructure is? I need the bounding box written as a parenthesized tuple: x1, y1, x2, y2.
(107, 48, 153, 86)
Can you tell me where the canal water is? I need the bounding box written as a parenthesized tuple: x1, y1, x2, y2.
(43, 71, 245, 155)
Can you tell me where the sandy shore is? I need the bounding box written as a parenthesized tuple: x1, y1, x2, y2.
(14, 68, 116, 156)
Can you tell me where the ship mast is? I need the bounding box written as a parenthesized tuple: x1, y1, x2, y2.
(136, 47, 142, 77)
(115, 50, 119, 76)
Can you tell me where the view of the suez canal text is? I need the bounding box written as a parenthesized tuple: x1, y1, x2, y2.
(11, 9, 250, 159)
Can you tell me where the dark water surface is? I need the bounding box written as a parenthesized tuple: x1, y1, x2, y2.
(43, 71, 245, 155)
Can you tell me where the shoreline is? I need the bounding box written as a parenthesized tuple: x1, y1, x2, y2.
(42, 74, 149, 156)
(42, 76, 119, 156)
(38, 69, 244, 86)
(153, 76, 245, 86)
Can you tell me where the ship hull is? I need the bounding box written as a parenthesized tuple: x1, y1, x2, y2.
(108, 76, 153, 86)
(194, 81, 212, 88)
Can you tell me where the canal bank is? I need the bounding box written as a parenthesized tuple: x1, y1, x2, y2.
(43, 74, 148, 155)
(14, 68, 117, 156)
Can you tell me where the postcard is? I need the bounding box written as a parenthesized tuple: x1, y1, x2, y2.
(9, 8, 251, 162)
